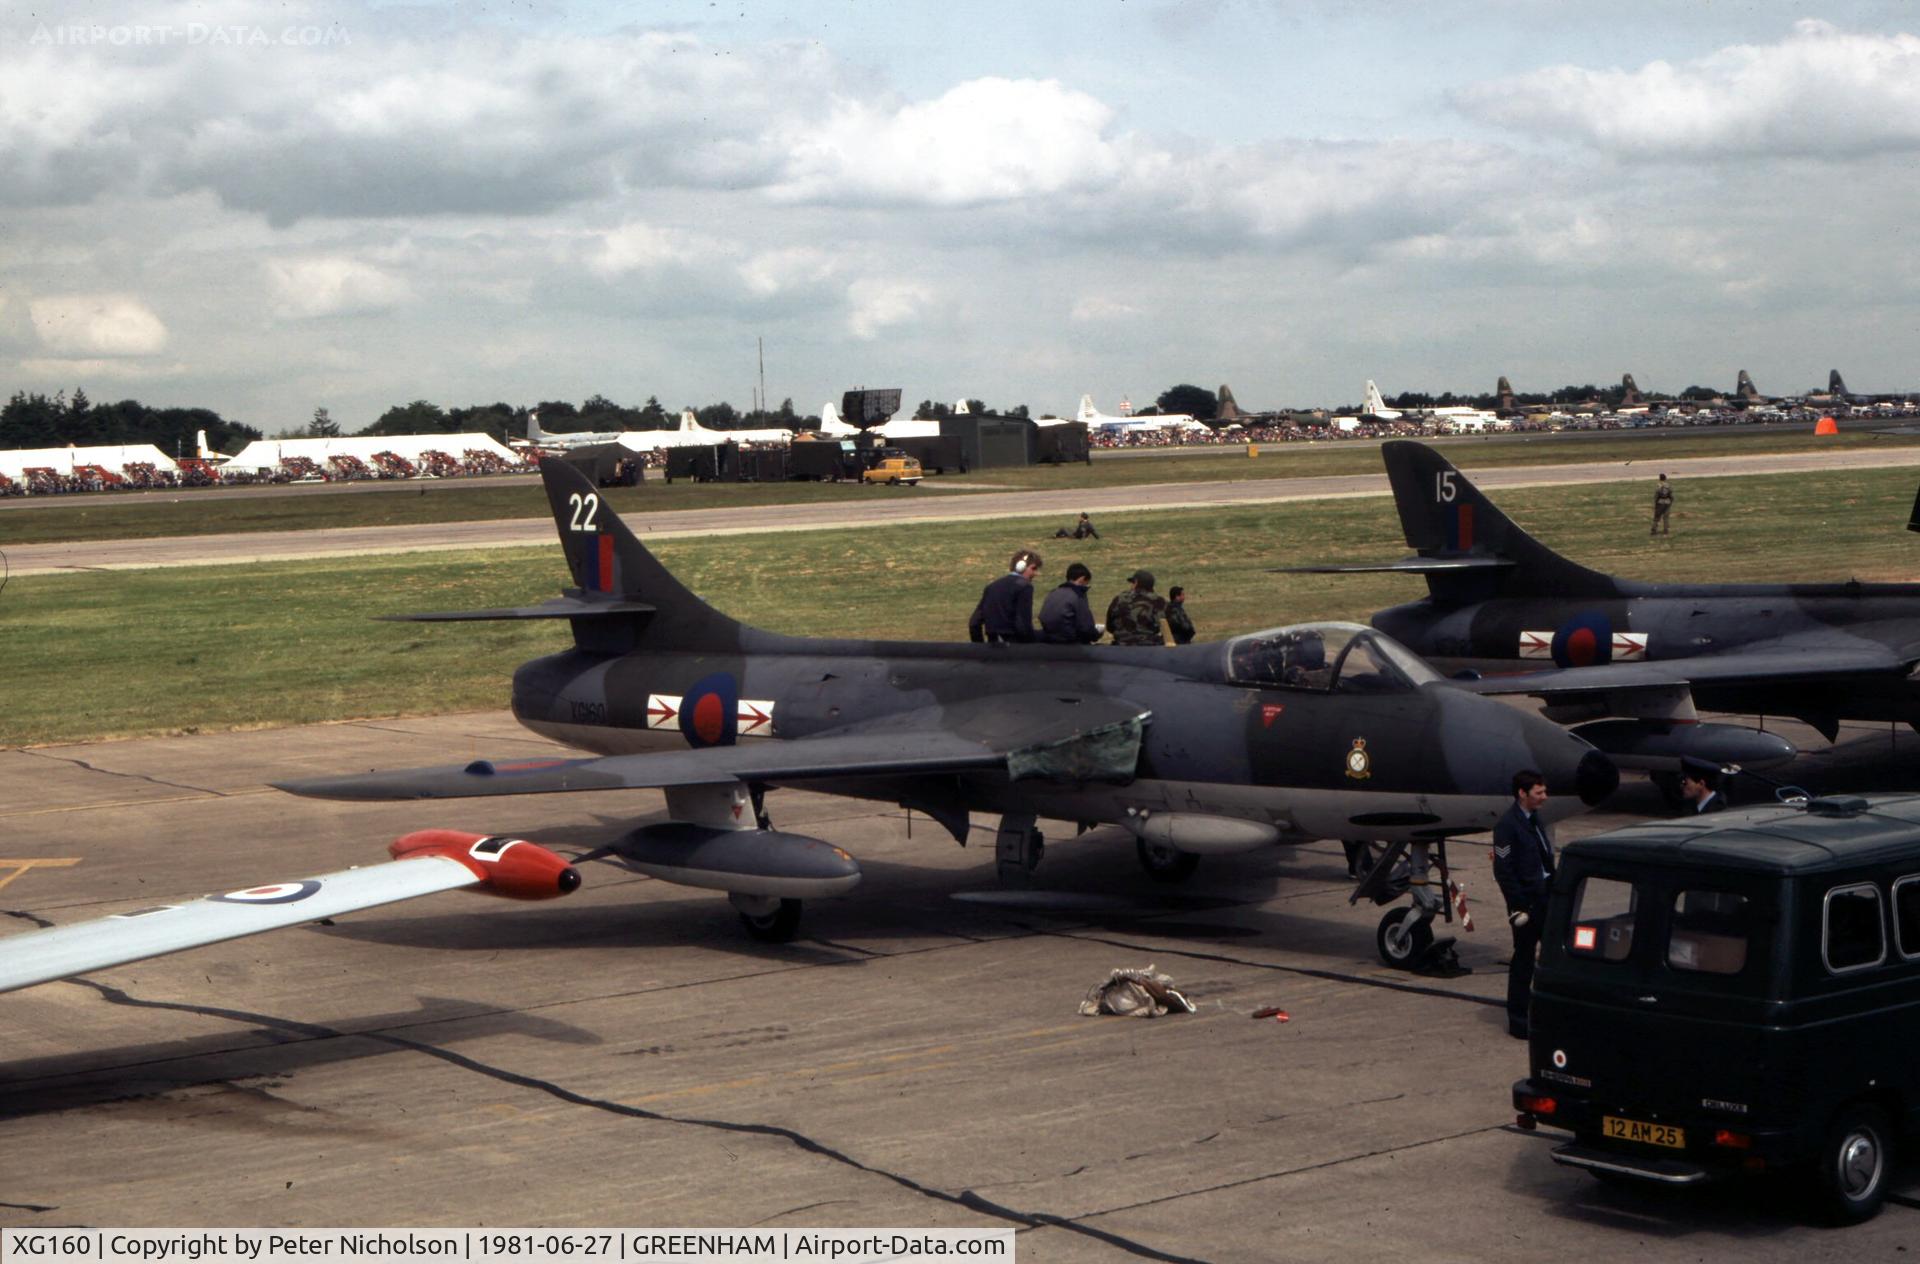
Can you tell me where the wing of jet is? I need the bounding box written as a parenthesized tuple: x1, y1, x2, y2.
(1460, 639, 1911, 695)
(0, 831, 579, 995)
(277, 694, 1151, 802)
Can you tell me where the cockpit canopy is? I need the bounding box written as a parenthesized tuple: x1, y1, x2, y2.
(1223, 622, 1442, 694)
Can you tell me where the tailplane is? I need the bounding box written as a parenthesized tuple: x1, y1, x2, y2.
(1496, 376, 1516, 412)
(1077, 394, 1100, 424)
(1620, 374, 1642, 406)
(1379, 441, 1617, 603)
(382, 459, 744, 650)
(1363, 380, 1389, 415)
(1830, 369, 1850, 397)
(539, 456, 745, 647)
(527, 409, 546, 443)
(1737, 370, 1760, 400)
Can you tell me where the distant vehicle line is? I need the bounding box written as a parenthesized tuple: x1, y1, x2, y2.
(8, 447, 1919, 578)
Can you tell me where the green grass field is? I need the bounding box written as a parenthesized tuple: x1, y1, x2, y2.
(7, 464, 1918, 747)
(0, 427, 1911, 545)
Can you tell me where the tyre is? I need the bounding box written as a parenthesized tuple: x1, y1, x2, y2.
(1136, 837, 1200, 883)
(737, 897, 803, 943)
(889, 477, 900, 485)
(1810, 1103, 1891, 1224)
(1376, 906, 1434, 969)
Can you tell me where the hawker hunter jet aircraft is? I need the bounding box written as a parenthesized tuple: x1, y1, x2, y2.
(272, 457, 1610, 941)
(1292, 441, 1920, 771)
(0, 459, 1614, 993)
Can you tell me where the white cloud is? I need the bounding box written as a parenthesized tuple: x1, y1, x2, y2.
(1455, 20, 1920, 158)
(847, 278, 929, 339)
(738, 247, 840, 297)
(29, 294, 168, 356)
(1070, 296, 1142, 322)
(771, 77, 1135, 206)
(590, 222, 689, 277)
(267, 256, 411, 318)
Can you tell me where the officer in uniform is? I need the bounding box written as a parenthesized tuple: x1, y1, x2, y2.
(1652, 472, 1673, 535)
(1492, 769, 1554, 1039)
(968, 549, 1042, 644)
(1105, 570, 1168, 646)
(1679, 757, 1727, 814)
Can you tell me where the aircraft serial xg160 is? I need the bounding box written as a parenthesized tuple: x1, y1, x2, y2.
(1292, 441, 1920, 780)
(0, 457, 1618, 995)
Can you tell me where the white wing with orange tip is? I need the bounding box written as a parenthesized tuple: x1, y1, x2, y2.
(0, 831, 578, 995)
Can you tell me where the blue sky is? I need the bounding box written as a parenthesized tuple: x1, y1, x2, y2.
(4, 1, 1919, 430)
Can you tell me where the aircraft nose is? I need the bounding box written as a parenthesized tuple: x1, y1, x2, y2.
(1573, 748, 1621, 807)
(1437, 689, 1616, 808)
(1529, 721, 1618, 807)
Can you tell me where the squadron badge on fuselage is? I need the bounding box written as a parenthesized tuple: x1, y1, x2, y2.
(1345, 738, 1372, 780)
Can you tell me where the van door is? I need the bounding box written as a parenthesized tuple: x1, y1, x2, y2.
(1538, 866, 1782, 1122)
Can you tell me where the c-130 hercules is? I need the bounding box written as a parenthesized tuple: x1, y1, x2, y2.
(0, 458, 1615, 996)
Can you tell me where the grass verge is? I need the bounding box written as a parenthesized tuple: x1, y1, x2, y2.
(6, 464, 1917, 747)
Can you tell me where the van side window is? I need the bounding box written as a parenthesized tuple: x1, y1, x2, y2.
(1893, 876, 1920, 958)
(1824, 883, 1886, 973)
(1567, 876, 1637, 962)
(1667, 889, 1750, 975)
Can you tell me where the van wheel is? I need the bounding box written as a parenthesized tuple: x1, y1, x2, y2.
(1136, 838, 1200, 883)
(888, 477, 900, 485)
(1376, 906, 1433, 969)
(1811, 1103, 1891, 1224)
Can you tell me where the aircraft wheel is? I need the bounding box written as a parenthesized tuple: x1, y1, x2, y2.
(732, 895, 803, 943)
(1811, 1102, 1892, 1224)
(1376, 906, 1433, 969)
(1136, 837, 1200, 883)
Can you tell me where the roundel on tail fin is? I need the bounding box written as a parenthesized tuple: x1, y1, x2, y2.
(1549, 612, 1613, 668)
(681, 672, 740, 747)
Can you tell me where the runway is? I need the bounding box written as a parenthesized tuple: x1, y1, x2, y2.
(9, 446, 1918, 577)
(5, 712, 1919, 1257)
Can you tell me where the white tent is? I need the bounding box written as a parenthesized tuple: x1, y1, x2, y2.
(224, 432, 521, 473)
(0, 444, 179, 483)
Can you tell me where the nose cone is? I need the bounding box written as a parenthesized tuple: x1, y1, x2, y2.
(1436, 689, 1617, 809)
(1522, 714, 1617, 810)
(1573, 748, 1621, 806)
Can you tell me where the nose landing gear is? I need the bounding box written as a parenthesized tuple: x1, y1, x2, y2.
(1350, 839, 1472, 976)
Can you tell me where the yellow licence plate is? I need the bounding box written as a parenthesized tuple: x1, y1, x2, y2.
(1604, 1115, 1685, 1149)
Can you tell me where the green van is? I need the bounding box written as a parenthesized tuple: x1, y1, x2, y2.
(1512, 794, 1920, 1223)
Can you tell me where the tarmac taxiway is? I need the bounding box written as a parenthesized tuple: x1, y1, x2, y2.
(5, 712, 1920, 1259)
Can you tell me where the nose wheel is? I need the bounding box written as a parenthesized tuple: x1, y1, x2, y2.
(1353, 840, 1470, 974)
(1376, 906, 1435, 966)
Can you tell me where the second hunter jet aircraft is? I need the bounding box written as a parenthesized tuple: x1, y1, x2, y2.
(1296, 441, 1920, 767)
(278, 457, 1612, 941)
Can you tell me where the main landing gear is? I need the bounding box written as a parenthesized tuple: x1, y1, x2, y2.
(730, 893, 803, 943)
(1350, 839, 1470, 976)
